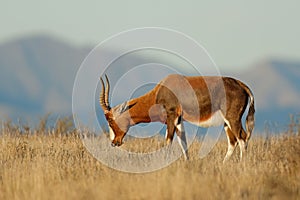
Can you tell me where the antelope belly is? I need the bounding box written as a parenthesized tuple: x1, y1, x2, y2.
(188, 110, 225, 128)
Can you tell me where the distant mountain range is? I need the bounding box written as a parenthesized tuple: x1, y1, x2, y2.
(235, 59, 300, 132)
(0, 34, 299, 132)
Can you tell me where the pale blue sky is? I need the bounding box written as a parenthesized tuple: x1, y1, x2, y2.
(1, 0, 300, 69)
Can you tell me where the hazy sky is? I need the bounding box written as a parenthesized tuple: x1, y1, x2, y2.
(1, 0, 300, 69)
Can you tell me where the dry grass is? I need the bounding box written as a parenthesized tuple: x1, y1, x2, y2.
(0, 124, 299, 200)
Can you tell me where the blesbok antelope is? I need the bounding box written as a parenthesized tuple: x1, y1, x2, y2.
(100, 74, 255, 162)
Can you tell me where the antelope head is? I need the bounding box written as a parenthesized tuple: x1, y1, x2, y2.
(99, 75, 134, 147)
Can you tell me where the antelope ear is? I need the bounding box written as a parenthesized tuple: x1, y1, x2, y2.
(119, 102, 137, 114)
(126, 102, 137, 111)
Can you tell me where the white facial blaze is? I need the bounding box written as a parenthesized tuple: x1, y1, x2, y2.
(109, 127, 115, 141)
(165, 129, 168, 139)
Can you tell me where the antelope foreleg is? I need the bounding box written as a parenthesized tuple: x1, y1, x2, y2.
(175, 119, 189, 160)
(166, 118, 176, 145)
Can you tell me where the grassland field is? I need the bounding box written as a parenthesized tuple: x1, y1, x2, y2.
(0, 120, 299, 200)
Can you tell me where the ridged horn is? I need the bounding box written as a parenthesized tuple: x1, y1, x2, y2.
(99, 75, 111, 112)
(104, 74, 110, 109)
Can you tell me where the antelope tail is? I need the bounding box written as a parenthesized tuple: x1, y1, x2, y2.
(238, 81, 255, 141)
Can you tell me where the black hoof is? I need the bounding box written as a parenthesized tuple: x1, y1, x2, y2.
(111, 143, 116, 147)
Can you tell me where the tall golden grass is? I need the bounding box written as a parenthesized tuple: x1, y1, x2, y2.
(0, 120, 299, 200)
